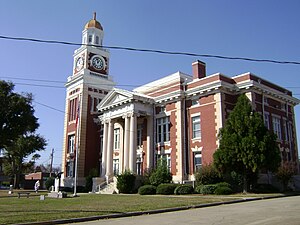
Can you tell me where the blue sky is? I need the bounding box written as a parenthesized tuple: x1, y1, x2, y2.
(0, 0, 299, 168)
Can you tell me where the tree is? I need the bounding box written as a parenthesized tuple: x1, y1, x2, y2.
(213, 94, 281, 193)
(149, 159, 172, 186)
(0, 81, 38, 149)
(0, 80, 47, 188)
(3, 134, 46, 188)
(276, 162, 297, 191)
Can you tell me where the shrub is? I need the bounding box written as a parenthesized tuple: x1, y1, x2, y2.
(150, 159, 172, 186)
(117, 170, 136, 194)
(45, 177, 55, 191)
(85, 168, 98, 192)
(276, 162, 297, 191)
(252, 184, 279, 194)
(174, 184, 194, 195)
(216, 182, 231, 189)
(195, 164, 222, 186)
(199, 184, 217, 194)
(138, 185, 157, 195)
(214, 186, 233, 195)
(195, 185, 203, 194)
(156, 183, 178, 195)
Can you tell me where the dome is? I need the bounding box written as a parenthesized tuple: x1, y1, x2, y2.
(84, 12, 103, 30)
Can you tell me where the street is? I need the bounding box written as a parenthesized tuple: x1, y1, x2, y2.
(72, 196, 300, 225)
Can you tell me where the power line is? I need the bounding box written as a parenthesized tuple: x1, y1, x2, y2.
(3, 76, 300, 90)
(1, 35, 300, 65)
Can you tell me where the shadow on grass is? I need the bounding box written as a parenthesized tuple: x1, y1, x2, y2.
(1, 209, 125, 214)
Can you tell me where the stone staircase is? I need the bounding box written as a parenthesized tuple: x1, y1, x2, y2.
(93, 176, 118, 194)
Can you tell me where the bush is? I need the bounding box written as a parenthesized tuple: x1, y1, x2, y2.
(195, 185, 203, 194)
(150, 159, 172, 186)
(85, 168, 98, 192)
(117, 171, 136, 194)
(45, 177, 55, 191)
(252, 184, 279, 194)
(138, 185, 157, 195)
(276, 162, 297, 191)
(195, 164, 222, 186)
(174, 184, 194, 195)
(199, 184, 217, 194)
(156, 183, 178, 195)
(216, 182, 231, 189)
(214, 186, 233, 195)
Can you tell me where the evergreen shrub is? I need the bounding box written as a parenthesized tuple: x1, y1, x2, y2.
(156, 183, 178, 195)
(45, 177, 55, 191)
(214, 186, 233, 195)
(195, 185, 203, 194)
(117, 171, 136, 194)
(199, 184, 217, 194)
(195, 164, 222, 186)
(174, 184, 194, 195)
(138, 185, 157, 195)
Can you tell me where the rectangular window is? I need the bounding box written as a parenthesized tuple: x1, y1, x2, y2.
(88, 35, 92, 43)
(192, 116, 201, 139)
(136, 157, 142, 175)
(90, 96, 94, 112)
(156, 117, 170, 143)
(272, 117, 282, 140)
(137, 124, 143, 146)
(68, 98, 78, 122)
(114, 128, 120, 150)
(95, 36, 99, 45)
(283, 120, 288, 141)
(68, 135, 75, 153)
(264, 113, 270, 130)
(66, 161, 74, 177)
(194, 153, 202, 172)
(113, 159, 119, 175)
(156, 154, 171, 172)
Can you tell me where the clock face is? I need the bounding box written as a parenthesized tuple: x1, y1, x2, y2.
(91, 55, 105, 70)
(76, 56, 84, 71)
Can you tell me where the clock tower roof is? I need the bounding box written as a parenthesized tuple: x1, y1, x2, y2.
(84, 12, 103, 30)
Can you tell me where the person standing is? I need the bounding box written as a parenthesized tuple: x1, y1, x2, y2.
(34, 180, 40, 193)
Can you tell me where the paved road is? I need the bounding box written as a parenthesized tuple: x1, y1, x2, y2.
(72, 196, 300, 225)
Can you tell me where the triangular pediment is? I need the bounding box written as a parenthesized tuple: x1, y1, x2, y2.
(98, 88, 154, 111)
(98, 88, 134, 110)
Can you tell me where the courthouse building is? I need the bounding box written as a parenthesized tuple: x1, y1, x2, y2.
(61, 14, 299, 187)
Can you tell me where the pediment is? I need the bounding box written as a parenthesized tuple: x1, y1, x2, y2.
(98, 88, 133, 110)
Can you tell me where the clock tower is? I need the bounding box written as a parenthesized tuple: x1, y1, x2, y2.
(62, 13, 115, 187)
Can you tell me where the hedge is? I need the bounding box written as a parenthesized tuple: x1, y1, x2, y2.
(174, 184, 194, 195)
(156, 183, 178, 195)
(214, 186, 233, 195)
(138, 185, 157, 195)
(198, 184, 217, 194)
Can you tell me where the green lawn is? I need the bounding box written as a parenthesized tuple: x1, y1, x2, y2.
(0, 190, 280, 224)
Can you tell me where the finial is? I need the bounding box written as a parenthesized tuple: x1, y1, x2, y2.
(93, 12, 96, 20)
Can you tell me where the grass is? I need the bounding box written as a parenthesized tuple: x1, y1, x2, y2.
(0, 190, 282, 225)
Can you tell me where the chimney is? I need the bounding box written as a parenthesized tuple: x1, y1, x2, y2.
(192, 60, 206, 79)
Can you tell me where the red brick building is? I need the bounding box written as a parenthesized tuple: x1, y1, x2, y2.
(62, 15, 299, 187)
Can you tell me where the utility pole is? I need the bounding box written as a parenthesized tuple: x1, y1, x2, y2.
(49, 148, 54, 177)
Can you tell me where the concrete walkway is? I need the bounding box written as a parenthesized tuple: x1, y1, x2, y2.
(74, 196, 300, 225)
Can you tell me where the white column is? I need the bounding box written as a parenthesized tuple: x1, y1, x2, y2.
(129, 114, 137, 173)
(123, 115, 130, 171)
(106, 120, 114, 179)
(101, 121, 108, 177)
(146, 116, 153, 169)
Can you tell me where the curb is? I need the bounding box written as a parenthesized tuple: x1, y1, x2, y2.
(15, 194, 295, 225)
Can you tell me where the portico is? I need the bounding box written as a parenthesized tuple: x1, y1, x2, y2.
(98, 88, 154, 180)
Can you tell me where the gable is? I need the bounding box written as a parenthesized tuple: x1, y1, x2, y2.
(98, 88, 133, 110)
